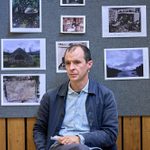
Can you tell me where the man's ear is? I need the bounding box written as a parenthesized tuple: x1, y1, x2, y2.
(88, 60, 93, 69)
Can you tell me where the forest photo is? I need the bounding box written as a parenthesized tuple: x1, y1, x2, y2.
(10, 0, 42, 32)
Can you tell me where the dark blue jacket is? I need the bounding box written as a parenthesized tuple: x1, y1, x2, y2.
(33, 79, 118, 150)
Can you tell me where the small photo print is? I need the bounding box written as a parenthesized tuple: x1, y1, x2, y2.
(102, 5, 147, 37)
(56, 41, 89, 73)
(1, 74, 46, 106)
(10, 0, 42, 32)
(104, 47, 149, 80)
(61, 15, 86, 33)
(60, 0, 85, 6)
(1, 38, 46, 70)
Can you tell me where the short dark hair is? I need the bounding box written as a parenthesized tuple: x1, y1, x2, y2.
(64, 44, 92, 62)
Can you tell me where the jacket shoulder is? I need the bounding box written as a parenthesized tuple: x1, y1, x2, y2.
(43, 81, 68, 99)
(89, 79, 113, 95)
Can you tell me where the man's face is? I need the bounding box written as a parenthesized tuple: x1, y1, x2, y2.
(64, 47, 93, 83)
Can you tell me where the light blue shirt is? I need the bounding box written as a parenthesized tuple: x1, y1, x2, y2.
(59, 80, 90, 136)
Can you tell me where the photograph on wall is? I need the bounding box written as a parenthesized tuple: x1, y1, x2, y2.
(61, 15, 86, 33)
(60, 0, 85, 6)
(56, 41, 89, 73)
(1, 38, 46, 70)
(1, 74, 46, 106)
(102, 5, 147, 37)
(104, 47, 149, 80)
(10, 0, 42, 32)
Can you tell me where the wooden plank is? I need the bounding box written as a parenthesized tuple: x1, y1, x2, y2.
(7, 118, 25, 150)
(2, 116, 150, 150)
(117, 117, 122, 150)
(0, 118, 6, 150)
(142, 116, 150, 150)
(123, 116, 141, 150)
(26, 118, 36, 150)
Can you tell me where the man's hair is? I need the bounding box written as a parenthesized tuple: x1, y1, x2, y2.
(64, 44, 92, 62)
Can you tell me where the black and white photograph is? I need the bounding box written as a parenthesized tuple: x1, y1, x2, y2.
(102, 5, 147, 37)
(56, 41, 89, 73)
(104, 48, 149, 80)
(60, 0, 85, 6)
(1, 38, 46, 70)
(1, 74, 46, 106)
(10, 0, 42, 32)
(61, 15, 86, 33)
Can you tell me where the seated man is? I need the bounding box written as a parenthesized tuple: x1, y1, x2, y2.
(33, 44, 118, 150)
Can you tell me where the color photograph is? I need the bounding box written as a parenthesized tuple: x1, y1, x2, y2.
(61, 15, 86, 33)
(56, 41, 89, 73)
(1, 38, 46, 70)
(102, 5, 147, 37)
(1, 74, 46, 106)
(104, 47, 149, 80)
(10, 0, 42, 32)
(60, 0, 85, 6)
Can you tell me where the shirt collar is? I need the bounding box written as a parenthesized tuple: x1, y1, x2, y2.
(68, 80, 89, 94)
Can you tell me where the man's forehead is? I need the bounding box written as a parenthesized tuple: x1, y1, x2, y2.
(65, 48, 85, 60)
(66, 46, 83, 54)
(66, 49, 84, 57)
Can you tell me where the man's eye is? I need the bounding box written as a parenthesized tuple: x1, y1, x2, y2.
(65, 62, 70, 65)
(74, 61, 81, 64)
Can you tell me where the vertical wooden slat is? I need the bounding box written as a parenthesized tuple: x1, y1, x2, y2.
(142, 116, 150, 150)
(123, 116, 141, 150)
(0, 118, 6, 150)
(117, 117, 122, 150)
(26, 118, 36, 150)
(7, 118, 25, 150)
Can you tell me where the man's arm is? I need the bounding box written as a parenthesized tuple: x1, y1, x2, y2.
(82, 90, 118, 148)
(33, 93, 50, 150)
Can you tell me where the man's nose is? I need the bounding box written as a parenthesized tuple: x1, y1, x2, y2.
(69, 63, 75, 70)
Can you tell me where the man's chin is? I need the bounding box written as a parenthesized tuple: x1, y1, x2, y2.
(70, 78, 77, 81)
(69, 77, 78, 81)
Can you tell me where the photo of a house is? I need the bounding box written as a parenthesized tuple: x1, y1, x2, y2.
(1, 38, 46, 70)
(4, 47, 36, 67)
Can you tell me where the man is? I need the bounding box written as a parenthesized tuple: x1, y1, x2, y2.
(33, 44, 118, 150)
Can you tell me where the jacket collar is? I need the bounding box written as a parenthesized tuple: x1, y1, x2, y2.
(58, 78, 97, 97)
(88, 78, 97, 95)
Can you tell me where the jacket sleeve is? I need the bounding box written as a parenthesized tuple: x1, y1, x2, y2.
(33, 93, 50, 150)
(82, 89, 118, 148)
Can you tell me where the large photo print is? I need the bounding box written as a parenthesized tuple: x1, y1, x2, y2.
(104, 47, 149, 80)
(1, 38, 46, 70)
(1, 74, 46, 106)
(10, 0, 42, 32)
(56, 41, 89, 73)
(102, 5, 147, 37)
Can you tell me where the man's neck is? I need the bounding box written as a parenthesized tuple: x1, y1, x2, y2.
(70, 79, 89, 92)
